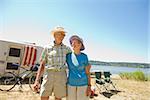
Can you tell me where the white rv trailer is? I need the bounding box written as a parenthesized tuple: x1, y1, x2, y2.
(0, 39, 43, 75)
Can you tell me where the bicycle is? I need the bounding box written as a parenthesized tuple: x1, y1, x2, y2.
(0, 64, 41, 91)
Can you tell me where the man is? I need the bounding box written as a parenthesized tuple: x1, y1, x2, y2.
(33, 26, 71, 100)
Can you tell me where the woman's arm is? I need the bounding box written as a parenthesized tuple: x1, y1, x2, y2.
(85, 64, 91, 86)
(85, 64, 91, 96)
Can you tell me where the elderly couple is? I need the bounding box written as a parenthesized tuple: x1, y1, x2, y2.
(33, 26, 91, 100)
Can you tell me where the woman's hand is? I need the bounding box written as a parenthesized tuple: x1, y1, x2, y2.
(86, 85, 91, 96)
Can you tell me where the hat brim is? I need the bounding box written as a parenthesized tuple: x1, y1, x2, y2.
(80, 43, 85, 51)
(51, 30, 66, 36)
(69, 35, 85, 51)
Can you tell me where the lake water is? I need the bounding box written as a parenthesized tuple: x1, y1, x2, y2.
(90, 65, 150, 75)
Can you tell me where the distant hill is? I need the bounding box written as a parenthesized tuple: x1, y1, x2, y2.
(89, 60, 150, 68)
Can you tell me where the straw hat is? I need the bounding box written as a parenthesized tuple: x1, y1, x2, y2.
(69, 35, 85, 51)
(51, 26, 66, 36)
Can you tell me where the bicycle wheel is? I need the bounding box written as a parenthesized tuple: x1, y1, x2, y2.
(29, 72, 41, 92)
(0, 72, 17, 91)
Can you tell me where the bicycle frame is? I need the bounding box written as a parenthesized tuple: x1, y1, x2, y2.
(0, 64, 39, 91)
(18, 67, 35, 79)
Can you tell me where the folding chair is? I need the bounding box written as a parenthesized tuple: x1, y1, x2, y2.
(95, 71, 117, 93)
(95, 72, 108, 92)
(103, 72, 117, 90)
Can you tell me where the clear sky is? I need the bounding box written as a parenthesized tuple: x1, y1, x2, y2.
(0, 0, 149, 63)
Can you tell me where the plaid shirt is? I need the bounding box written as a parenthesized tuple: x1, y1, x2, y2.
(40, 43, 71, 69)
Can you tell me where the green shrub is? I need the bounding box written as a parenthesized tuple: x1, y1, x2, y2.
(132, 71, 145, 81)
(119, 70, 149, 81)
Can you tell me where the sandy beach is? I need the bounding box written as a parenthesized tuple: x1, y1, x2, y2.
(0, 75, 150, 100)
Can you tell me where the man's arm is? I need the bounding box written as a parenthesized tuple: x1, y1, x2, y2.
(35, 47, 48, 81)
(66, 46, 72, 54)
(35, 60, 45, 82)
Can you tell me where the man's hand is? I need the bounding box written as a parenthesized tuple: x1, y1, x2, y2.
(33, 81, 40, 93)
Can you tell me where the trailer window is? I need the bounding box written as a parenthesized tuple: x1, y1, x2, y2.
(6, 63, 19, 70)
(9, 48, 21, 57)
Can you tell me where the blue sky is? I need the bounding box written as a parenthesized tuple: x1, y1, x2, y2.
(0, 0, 149, 63)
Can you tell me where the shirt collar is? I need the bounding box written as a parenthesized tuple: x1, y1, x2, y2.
(53, 41, 63, 46)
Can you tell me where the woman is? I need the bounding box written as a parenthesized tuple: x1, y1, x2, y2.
(66, 35, 91, 100)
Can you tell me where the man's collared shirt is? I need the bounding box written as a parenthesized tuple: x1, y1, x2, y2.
(40, 43, 71, 69)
